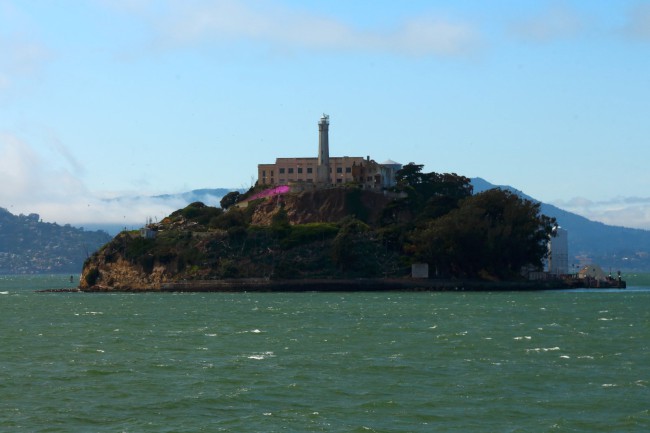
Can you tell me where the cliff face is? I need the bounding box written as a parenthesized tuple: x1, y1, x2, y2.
(251, 188, 394, 226)
(79, 233, 171, 290)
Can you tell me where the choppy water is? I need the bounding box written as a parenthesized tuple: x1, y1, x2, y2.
(1, 275, 650, 432)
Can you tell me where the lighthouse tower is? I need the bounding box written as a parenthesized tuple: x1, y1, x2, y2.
(316, 114, 330, 185)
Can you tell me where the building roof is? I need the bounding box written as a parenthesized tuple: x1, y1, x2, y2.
(381, 159, 401, 166)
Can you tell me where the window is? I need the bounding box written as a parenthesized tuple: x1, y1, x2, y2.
(297, 167, 303, 174)
(336, 167, 343, 173)
(288, 168, 294, 174)
(262, 170, 266, 176)
(271, 170, 274, 176)
(345, 167, 351, 173)
(336, 178, 342, 183)
(307, 167, 313, 174)
(279, 168, 285, 174)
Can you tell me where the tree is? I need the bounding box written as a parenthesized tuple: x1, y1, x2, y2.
(384, 163, 473, 225)
(220, 191, 241, 210)
(409, 189, 556, 279)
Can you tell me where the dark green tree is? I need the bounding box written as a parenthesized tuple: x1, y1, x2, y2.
(409, 189, 556, 279)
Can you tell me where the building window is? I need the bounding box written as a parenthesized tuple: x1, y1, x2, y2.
(336, 167, 343, 173)
(271, 178, 274, 183)
(336, 178, 343, 183)
(298, 167, 303, 174)
(307, 179, 313, 182)
(271, 170, 274, 176)
(288, 168, 294, 174)
(262, 170, 266, 176)
(345, 167, 351, 173)
(279, 179, 285, 183)
(367, 176, 372, 182)
(279, 168, 285, 174)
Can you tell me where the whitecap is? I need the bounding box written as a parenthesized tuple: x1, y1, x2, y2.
(514, 336, 532, 340)
(205, 333, 217, 337)
(526, 347, 560, 353)
(602, 383, 617, 387)
(560, 355, 570, 359)
(0, 291, 9, 295)
(248, 355, 265, 360)
(247, 351, 275, 360)
(598, 318, 612, 321)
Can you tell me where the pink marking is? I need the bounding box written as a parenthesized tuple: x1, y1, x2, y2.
(243, 185, 290, 202)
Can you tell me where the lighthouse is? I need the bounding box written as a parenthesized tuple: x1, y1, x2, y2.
(316, 114, 330, 185)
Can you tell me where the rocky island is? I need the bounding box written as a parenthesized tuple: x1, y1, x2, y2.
(79, 163, 560, 292)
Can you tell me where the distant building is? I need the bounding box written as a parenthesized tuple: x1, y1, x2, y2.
(547, 226, 568, 275)
(577, 264, 607, 281)
(257, 114, 401, 190)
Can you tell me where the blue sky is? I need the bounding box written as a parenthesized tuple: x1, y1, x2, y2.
(1, 0, 649, 229)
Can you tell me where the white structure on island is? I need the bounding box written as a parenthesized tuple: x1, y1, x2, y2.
(547, 226, 568, 275)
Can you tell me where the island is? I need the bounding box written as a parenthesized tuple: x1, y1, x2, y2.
(79, 161, 569, 292)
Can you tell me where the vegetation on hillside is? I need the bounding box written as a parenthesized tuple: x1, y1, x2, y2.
(84, 163, 557, 285)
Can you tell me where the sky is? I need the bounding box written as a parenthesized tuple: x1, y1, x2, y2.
(1, 0, 649, 230)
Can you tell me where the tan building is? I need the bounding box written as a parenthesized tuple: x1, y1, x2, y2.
(257, 115, 401, 189)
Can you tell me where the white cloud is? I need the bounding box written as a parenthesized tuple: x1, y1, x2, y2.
(553, 196, 650, 230)
(0, 133, 184, 226)
(105, 0, 480, 57)
(510, 2, 584, 43)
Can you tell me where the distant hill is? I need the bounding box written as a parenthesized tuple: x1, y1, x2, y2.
(0, 208, 112, 274)
(471, 178, 650, 271)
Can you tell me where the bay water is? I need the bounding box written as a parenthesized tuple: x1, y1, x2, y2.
(1, 275, 649, 432)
